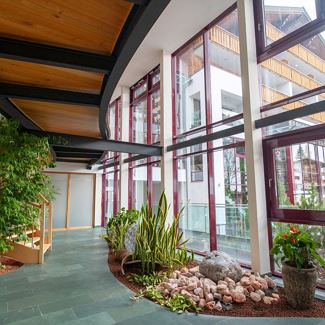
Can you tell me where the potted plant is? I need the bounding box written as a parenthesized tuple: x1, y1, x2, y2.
(271, 225, 325, 309)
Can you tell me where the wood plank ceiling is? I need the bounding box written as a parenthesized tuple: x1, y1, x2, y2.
(0, 0, 169, 164)
(0, 0, 131, 141)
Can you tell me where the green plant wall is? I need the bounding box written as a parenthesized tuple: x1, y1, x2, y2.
(0, 117, 55, 260)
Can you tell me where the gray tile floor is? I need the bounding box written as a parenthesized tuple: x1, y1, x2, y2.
(0, 228, 324, 325)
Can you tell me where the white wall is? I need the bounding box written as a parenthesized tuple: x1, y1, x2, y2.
(45, 162, 103, 227)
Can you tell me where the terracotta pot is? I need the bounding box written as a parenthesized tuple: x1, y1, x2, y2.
(282, 262, 317, 309)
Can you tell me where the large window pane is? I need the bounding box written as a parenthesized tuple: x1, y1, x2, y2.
(175, 36, 205, 135)
(259, 32, 325, 107)
(213, 146, 250, 264)
(273, 140, 325, 209)
(132, 99, 147, 144)
(151, 90, 160, 143)
(263, 1, 318, 46)
(132, 166, 147, 209)
(152, 161, 161, 214)
(208, 9, 243, 123)
(178, 153, 210, 252)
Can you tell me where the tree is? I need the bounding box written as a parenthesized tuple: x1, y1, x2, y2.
(0, 118, 55, 266)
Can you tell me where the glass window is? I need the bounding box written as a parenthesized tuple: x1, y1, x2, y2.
(208, 9, 244, 124)
(175, 36, 205, 135)
(151, 71, 160, 85)
(133, 81, 147, 99)
(132, 99, 147, 144)
(274, 141, 325, 210)
(191, 96, 202, 129)
(263, 0, 318, 46)
(152, 160, 161, 214)
(178, 153, 210, 252)
(132, 165, 148, 210)
(259, 32, 325, 107)
(151, 90, 160, 143)
(213, 146, 250, 264)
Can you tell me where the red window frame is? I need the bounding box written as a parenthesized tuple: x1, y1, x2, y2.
(171, 3, 243, 255)
(101, 97, 121, 226)
(128, 67, 161, 209)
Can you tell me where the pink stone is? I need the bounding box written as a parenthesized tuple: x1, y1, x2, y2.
(272, 293, 280, 300)
(205, 293, 214, 302)
(180, 289, 192, 298)
(263, 296, 274, 305)
(213, 293, 222, 300)
(206, 301, 216, 310)
(191, 294, 200, 303)
(180, 267, 189, 274)
(232, 291, 246, 303)
(250, 292, 261, 302)
(214, 301, 223, 311)
(218, 280, 228, 286)
(265, 275, 277, 289)
(193, 287, 203, 296)
(255, 289, 265, 298)
(251, 281, 262, 290)
(170, 288, 180, 295)
(234, 286, 244, 293)
(189, 266, 199, 274)
(223, 295, 233, 303)
(257, 277, 268, 290)
(199, 299, 206, 308)
(240, 277, 251, 286)
(187, 281, 197, 291)
(224, 277, 236, 286)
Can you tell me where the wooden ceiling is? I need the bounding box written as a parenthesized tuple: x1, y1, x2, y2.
(0, 0, 169, 163)
(0, 0, 132, 55)
(0, 0, 133, 141)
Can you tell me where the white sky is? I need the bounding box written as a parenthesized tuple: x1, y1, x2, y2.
(264, 0, 317, 20)
(264, 0, 325, 39)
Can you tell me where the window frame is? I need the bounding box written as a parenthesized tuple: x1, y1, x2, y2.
(254, 0, 325, 64)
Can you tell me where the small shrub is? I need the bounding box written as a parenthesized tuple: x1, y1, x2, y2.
(127, 272, 167, 287)
(106, 208, 140, 253)
(135, 192, 194, 273)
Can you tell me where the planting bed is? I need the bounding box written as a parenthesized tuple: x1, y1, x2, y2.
(0, 256, 23, 275)
(108, 249, 325, 318)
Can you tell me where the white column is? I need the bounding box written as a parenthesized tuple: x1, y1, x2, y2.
(119, 86, 130, 209)
(160, 50, 174, 225)
(238, 0, 271, 274)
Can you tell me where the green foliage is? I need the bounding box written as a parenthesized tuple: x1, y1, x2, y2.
(277, 181, 292, 207)
(298, 183, 325, 210)
(135, 192, 194, 273)
(271, 224, 325, 269)
(0, 118, 55, 261)
(131, 286, 201, 314)
(127, 272, 166, 287)
(105, 208, 140, 252)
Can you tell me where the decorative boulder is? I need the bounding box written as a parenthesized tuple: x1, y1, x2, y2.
(124, 223, 138, 254)
(199, 251, 242, 283)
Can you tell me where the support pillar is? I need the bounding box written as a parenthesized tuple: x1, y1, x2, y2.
(238, 0, 271, 274)
(119, 87, 130, 209)
(160, 50, 174, 225)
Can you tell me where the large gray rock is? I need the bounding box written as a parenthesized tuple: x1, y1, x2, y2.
(199, 251, 242, 283)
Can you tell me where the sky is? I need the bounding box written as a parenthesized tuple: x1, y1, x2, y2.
(264, 0, 317, 19)
(264, 0, 325, 39)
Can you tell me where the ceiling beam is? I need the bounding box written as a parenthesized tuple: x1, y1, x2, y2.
(99, 0, 171, 139)
(28, 130, 163, 156)
(56, 158, 91, 164)
(55, 151, 102, 159)
(0, 83, 100, 106)
(52, 145, 103, 154)
(0, 97, 41, 130)
(0, 37, 115, 73)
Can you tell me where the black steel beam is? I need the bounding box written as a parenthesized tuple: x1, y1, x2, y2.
(0, 37, 115, 73)
(55, 152, 102, 159)
(0, 97, 41, 130)
(28, 130, 162, 156)
(97, 161, 119, 171)
(52, 145, 103, 154)
(123, 154, 147, 164)
(127, 0, 149, 5)
(0, 83, 100, 106)
(99, 0, 170, 139)
(167, 125, 245, 152)
(57, 158, 91, 164)
(255, 100, 325, 129)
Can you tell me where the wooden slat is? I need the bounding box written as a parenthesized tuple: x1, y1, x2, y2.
(0, 58, 103, 93)
(0, 0, 132, 55)
(11, 99, 101, 138)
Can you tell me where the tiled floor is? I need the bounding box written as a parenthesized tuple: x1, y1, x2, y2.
(0, 228, 324, 325)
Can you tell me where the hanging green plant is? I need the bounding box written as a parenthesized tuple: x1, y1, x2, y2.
(0, 117, 55, 266)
